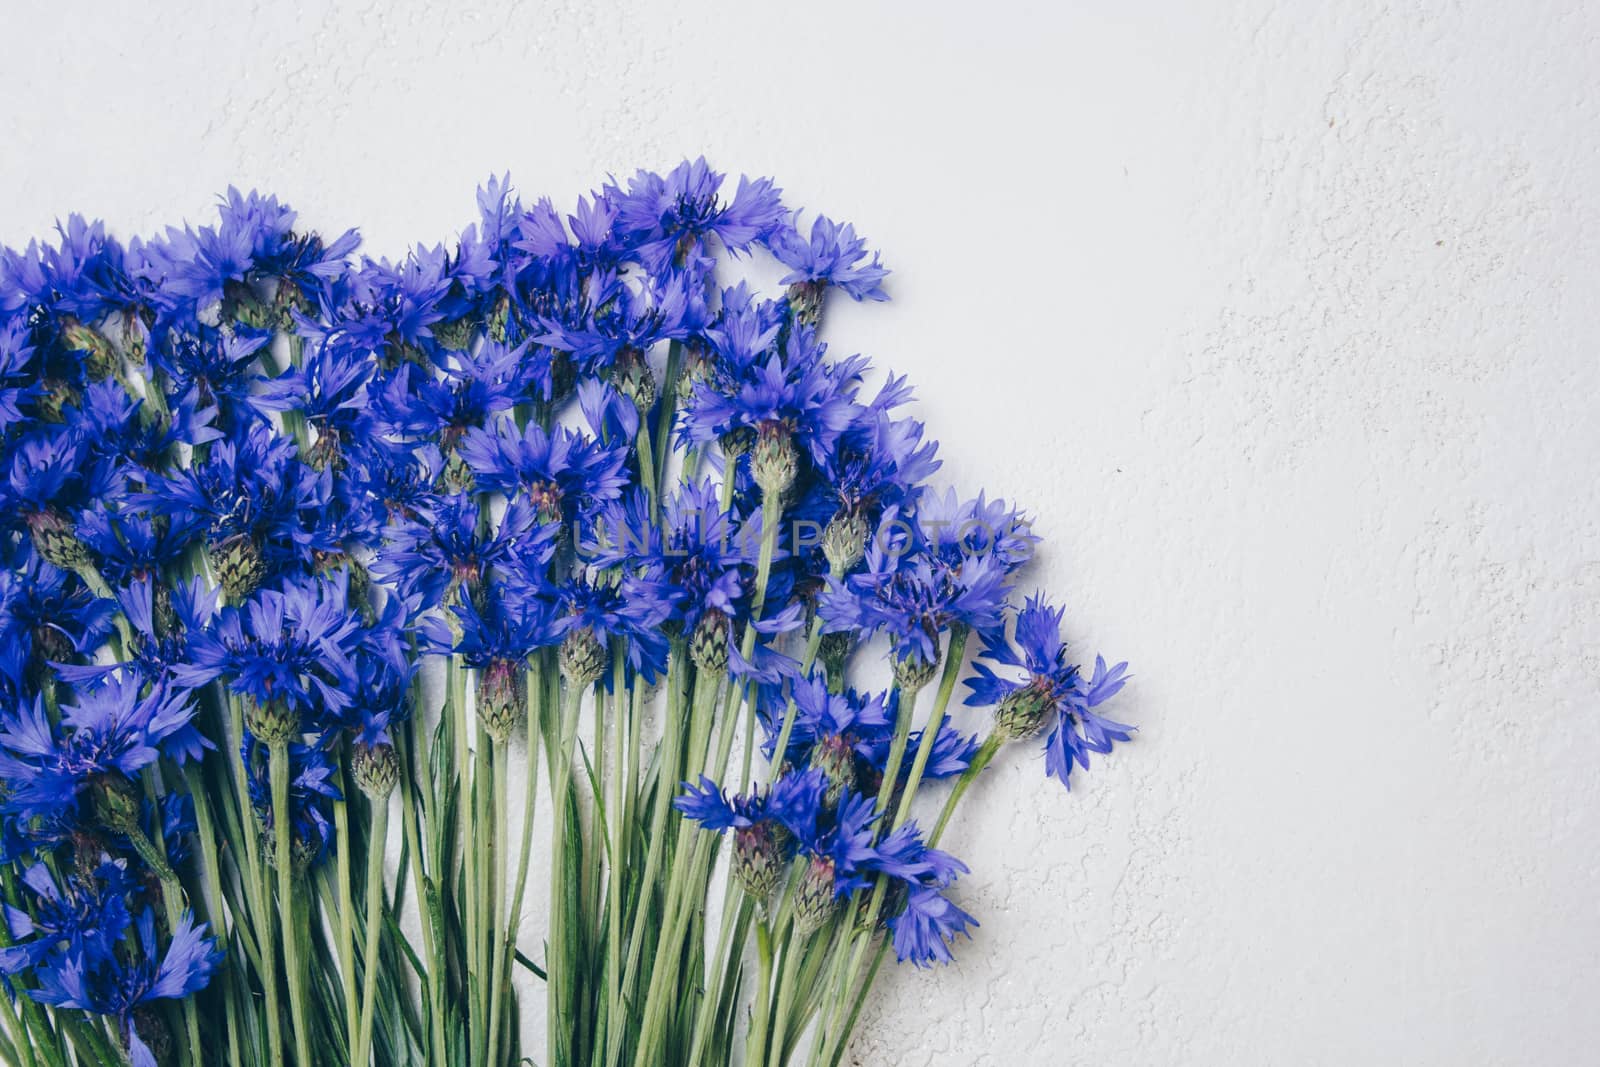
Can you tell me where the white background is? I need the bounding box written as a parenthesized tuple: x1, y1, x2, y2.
(5, 2, 1598, 1064)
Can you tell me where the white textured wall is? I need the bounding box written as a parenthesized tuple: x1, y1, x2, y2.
(5, 2, 1598, 1063)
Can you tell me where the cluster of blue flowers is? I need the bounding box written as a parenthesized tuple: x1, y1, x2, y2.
(0, 160, 1129, 1067)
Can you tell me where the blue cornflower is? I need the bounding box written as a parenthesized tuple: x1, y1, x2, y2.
(0, 674, 202, 829)
(458, 417, 630, 525)
(856, 820, 976, 967)
(965, 594, 1131, 788)
(679, 325, 867, 497)
(30, 905, 223, 1067)
(0, 859, 136, 976)
(374, 492, 555, 610)
(174, 576, 364, 739)
(819, 506, 1012, 667)
(766, 212, 890, 321)
(139, 422, 329, 598)
(152, 325, 289, 427)
(675, 769, 824, 899)
(0, 552, 115, 694)
(609, 159, 786, 270)
(75, 506, 199, 589)
(557, 570, 674, 685)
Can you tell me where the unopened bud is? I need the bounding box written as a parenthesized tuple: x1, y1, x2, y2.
(732, 822, 785, 900)
(26, 508, 89, 572)
(91, 775, 142, 836)
(822, 512, 869, 573)
(477, 659, 526, 742)
(431, 315, 476, 352)
(892, 649, 939, 695)
(786, 280, 827, 329)
(751, 421, 797, 500)
(812, 734, 856, 807)
(690, 610, 730, 673)
(60, 317, 119, 381)
(244, 696, 300, 746)
(487, 291, 511, 343)
(560, 627, 606, 685)
(353, 742, 400, 798)
(793, 855, 839, 934)
(208, 532, 266, 601)
(613, 347, 657, 414)
(36, 378, 80, 423)
(993, 679, 1055, 742)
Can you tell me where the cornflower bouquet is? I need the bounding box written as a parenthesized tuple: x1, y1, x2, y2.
(0, 160, 1132, 1067)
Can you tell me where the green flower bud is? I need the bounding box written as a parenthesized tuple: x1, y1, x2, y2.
(793, 855, 839, 935)
(223, 278, 275, 330)
(613, 346, 657, 414)
(36, 378, 80, 423)
(208, 532, 266, 601)
(487, 291, 511, 343)
(786, 280, 827, 329)
(91, 775, 142, 836)
(752, 421, 797, 500)
(719, 425, 756, 460)
(690, 610, 730, 673)
(244, 696, 300, 746)
(812, 734, 856, 807)
(60, 316, 119, 381)
(822, 512, 869, 573)
(26, 508, 89, 572)
(560, 627, 606, 686)
(993, 680, 1055, 741)
(431, 314, 477, 352)
(353, 742, 400, 799)
(732, 823, 785, 900)
(477, 659, 526, 742)
(892, 649, 939, 695)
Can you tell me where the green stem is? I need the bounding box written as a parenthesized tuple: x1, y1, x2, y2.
(748, 922, 776, 1067)
(333, 789, 359, 1059)
(398, 719, 446, 1066)
(930, 732, 1002, 845)
(496, 664, 545, 1064)
(891, 628, 968, 829)
(352, 795, 389, 1067)
(270, 741, 313, 1067)
(767, 930, 805, 1067)
(605, 652, 626, 1067)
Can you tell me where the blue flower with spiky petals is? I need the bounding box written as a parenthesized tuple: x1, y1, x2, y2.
(609, 159, 786, 271)
(964, 594, 1131, 788)
(766, 212, 890, 305)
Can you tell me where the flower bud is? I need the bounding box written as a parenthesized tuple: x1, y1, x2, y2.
(613, 347, 657, 414)
(431, 314, 477, 352)
(91, 775, 142, 836)
(690, 610, 730, 673)
(994, 680, 1055, 742)
(560, 627, 606, 685)
(719, 425, 755, 459)
(353, 742, 400, 799)
(245, 696, 300, 746)
(818, 632, 854, 692)
(822, 512, 869, 573)
(892, 649, 939, 695)
(752, 421, 797, 500)
(262, 823, 319, 876)
(60, 316, 119, 381)
(732, 822, 785, 900)
(793, 855, 839, 935)
(25, 508, 89, 572)
(813, 734, 856, 807)
(786, 279, 827, 329)
(477, 659, 526, 742)
(208, 532, 266, 601)
(223, 278, 275, 330)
